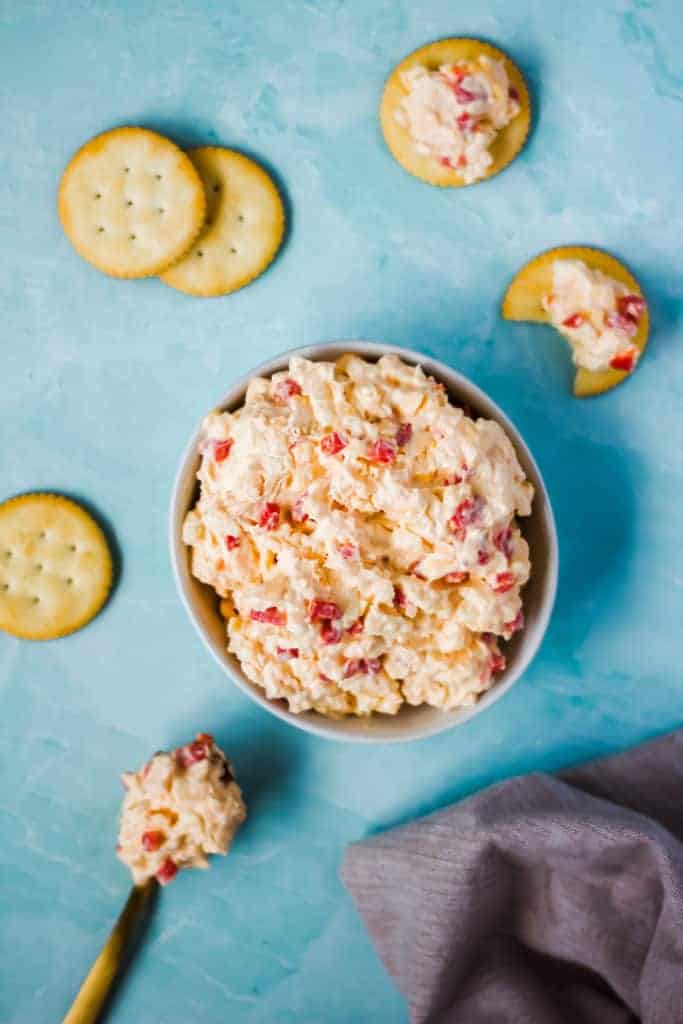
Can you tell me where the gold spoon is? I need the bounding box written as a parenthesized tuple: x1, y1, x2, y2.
(63, 880, 157, 1024)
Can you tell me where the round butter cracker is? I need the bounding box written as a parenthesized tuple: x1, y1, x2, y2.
(58, 127, 206, 278)
(0, 494, 113, 640)
(380, 38, 531, 187)
(502, 246, 649, 397)
(160, 147, 285, 297)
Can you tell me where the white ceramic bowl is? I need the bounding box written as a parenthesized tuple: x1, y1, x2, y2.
(170, 341, 558, 743)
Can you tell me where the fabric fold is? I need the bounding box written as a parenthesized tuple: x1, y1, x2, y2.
(341, 732, 683, 1024)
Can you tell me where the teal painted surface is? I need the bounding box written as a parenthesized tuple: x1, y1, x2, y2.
(1, 0, 682, 1020)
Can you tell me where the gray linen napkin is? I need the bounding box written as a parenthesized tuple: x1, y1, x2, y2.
(341, 731, 683, 1024)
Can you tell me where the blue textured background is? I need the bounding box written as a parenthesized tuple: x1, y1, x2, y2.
(1, 1, 682, 1021)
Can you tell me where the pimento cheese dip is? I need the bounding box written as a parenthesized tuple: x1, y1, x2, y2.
(394, 57, 520, 183)
(542, 259, 647, 373)
(183, 355, 533, 718)
(117, 734, 245, 886)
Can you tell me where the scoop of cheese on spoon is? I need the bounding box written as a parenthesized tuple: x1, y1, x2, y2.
(63, 735, 245, 1024)
(117, 733, 246, 886)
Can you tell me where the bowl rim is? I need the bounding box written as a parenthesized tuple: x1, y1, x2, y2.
(169, 340, 558, 743)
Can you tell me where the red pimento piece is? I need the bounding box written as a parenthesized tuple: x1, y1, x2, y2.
(444, 473, 463, 486)
(187, 739, 210, 762)
(445, 571, 469, 584)
(493, 527, 513, 559)
(493, 572, 516, 594)
(141, 830, 165, 853)
(258, 502, 281, 530)
(605, 312, 638, 337)
(489, 651, 507, 674)
(393, 585, 407, 609)
(343, 658, 364, 679)
(318, 672, 333, 684)
(250, 607, 287, 626)
(562, 313, 585, 329)
(273, 378, 302, 402)
(440, 156, 454, 168)
(212, 439, 233, 462)
(291, 496, 308, 524)
(276, 646, 299, 660)
(347, 618, 364, 636)
(456, 154, 468, 169)
(339, 542, 356, 560)
(453, 81, 477, 103)
(321, 432, 346, 455)
(343, 657, 383, 679)
(368, 439, 397, 464)
(175, 733, 213, 768)
(456, 113, 471, 131)
(156, 858, 178, 886)
(504, 609, 525, 635)
(617, 294, 646, 322)
(321, 621, 343, 645)
(477, 549, 491, 566)
(309, 599, 342, 622)
(395, 422, 413, 446)
(509, 86, 519, 101)
(225, 535, 240, 551)
(609, 348, 637, 373)
(449, 497, 483, 537)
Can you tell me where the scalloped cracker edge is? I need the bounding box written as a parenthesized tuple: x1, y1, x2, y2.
(58, 127, 206, 279)
(160, 148, 285, 297)
(0, 493, 113, 640)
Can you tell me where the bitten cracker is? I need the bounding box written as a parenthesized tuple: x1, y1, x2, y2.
(502, 246, 649, 397)
(380, 38, 530, 187)
(160, 147, 285, 297)
(58, 127, 206, 278)
(0, 494, 113, 640)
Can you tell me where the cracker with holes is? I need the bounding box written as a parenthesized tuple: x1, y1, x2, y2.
(58, 127, 206, 278)
(160, 147, 285, 297)
(380, 38, 530, 187)
(0, 494, 113, 640)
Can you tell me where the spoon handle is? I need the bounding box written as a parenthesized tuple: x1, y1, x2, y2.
(63, 880, 157, 1024)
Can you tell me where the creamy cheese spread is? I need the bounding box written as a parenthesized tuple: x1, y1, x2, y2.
(542, 259, 646, 373)
(394, 57, 520, 183)
(117, 734, 245, 885)
(183, 355, 533, 717)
